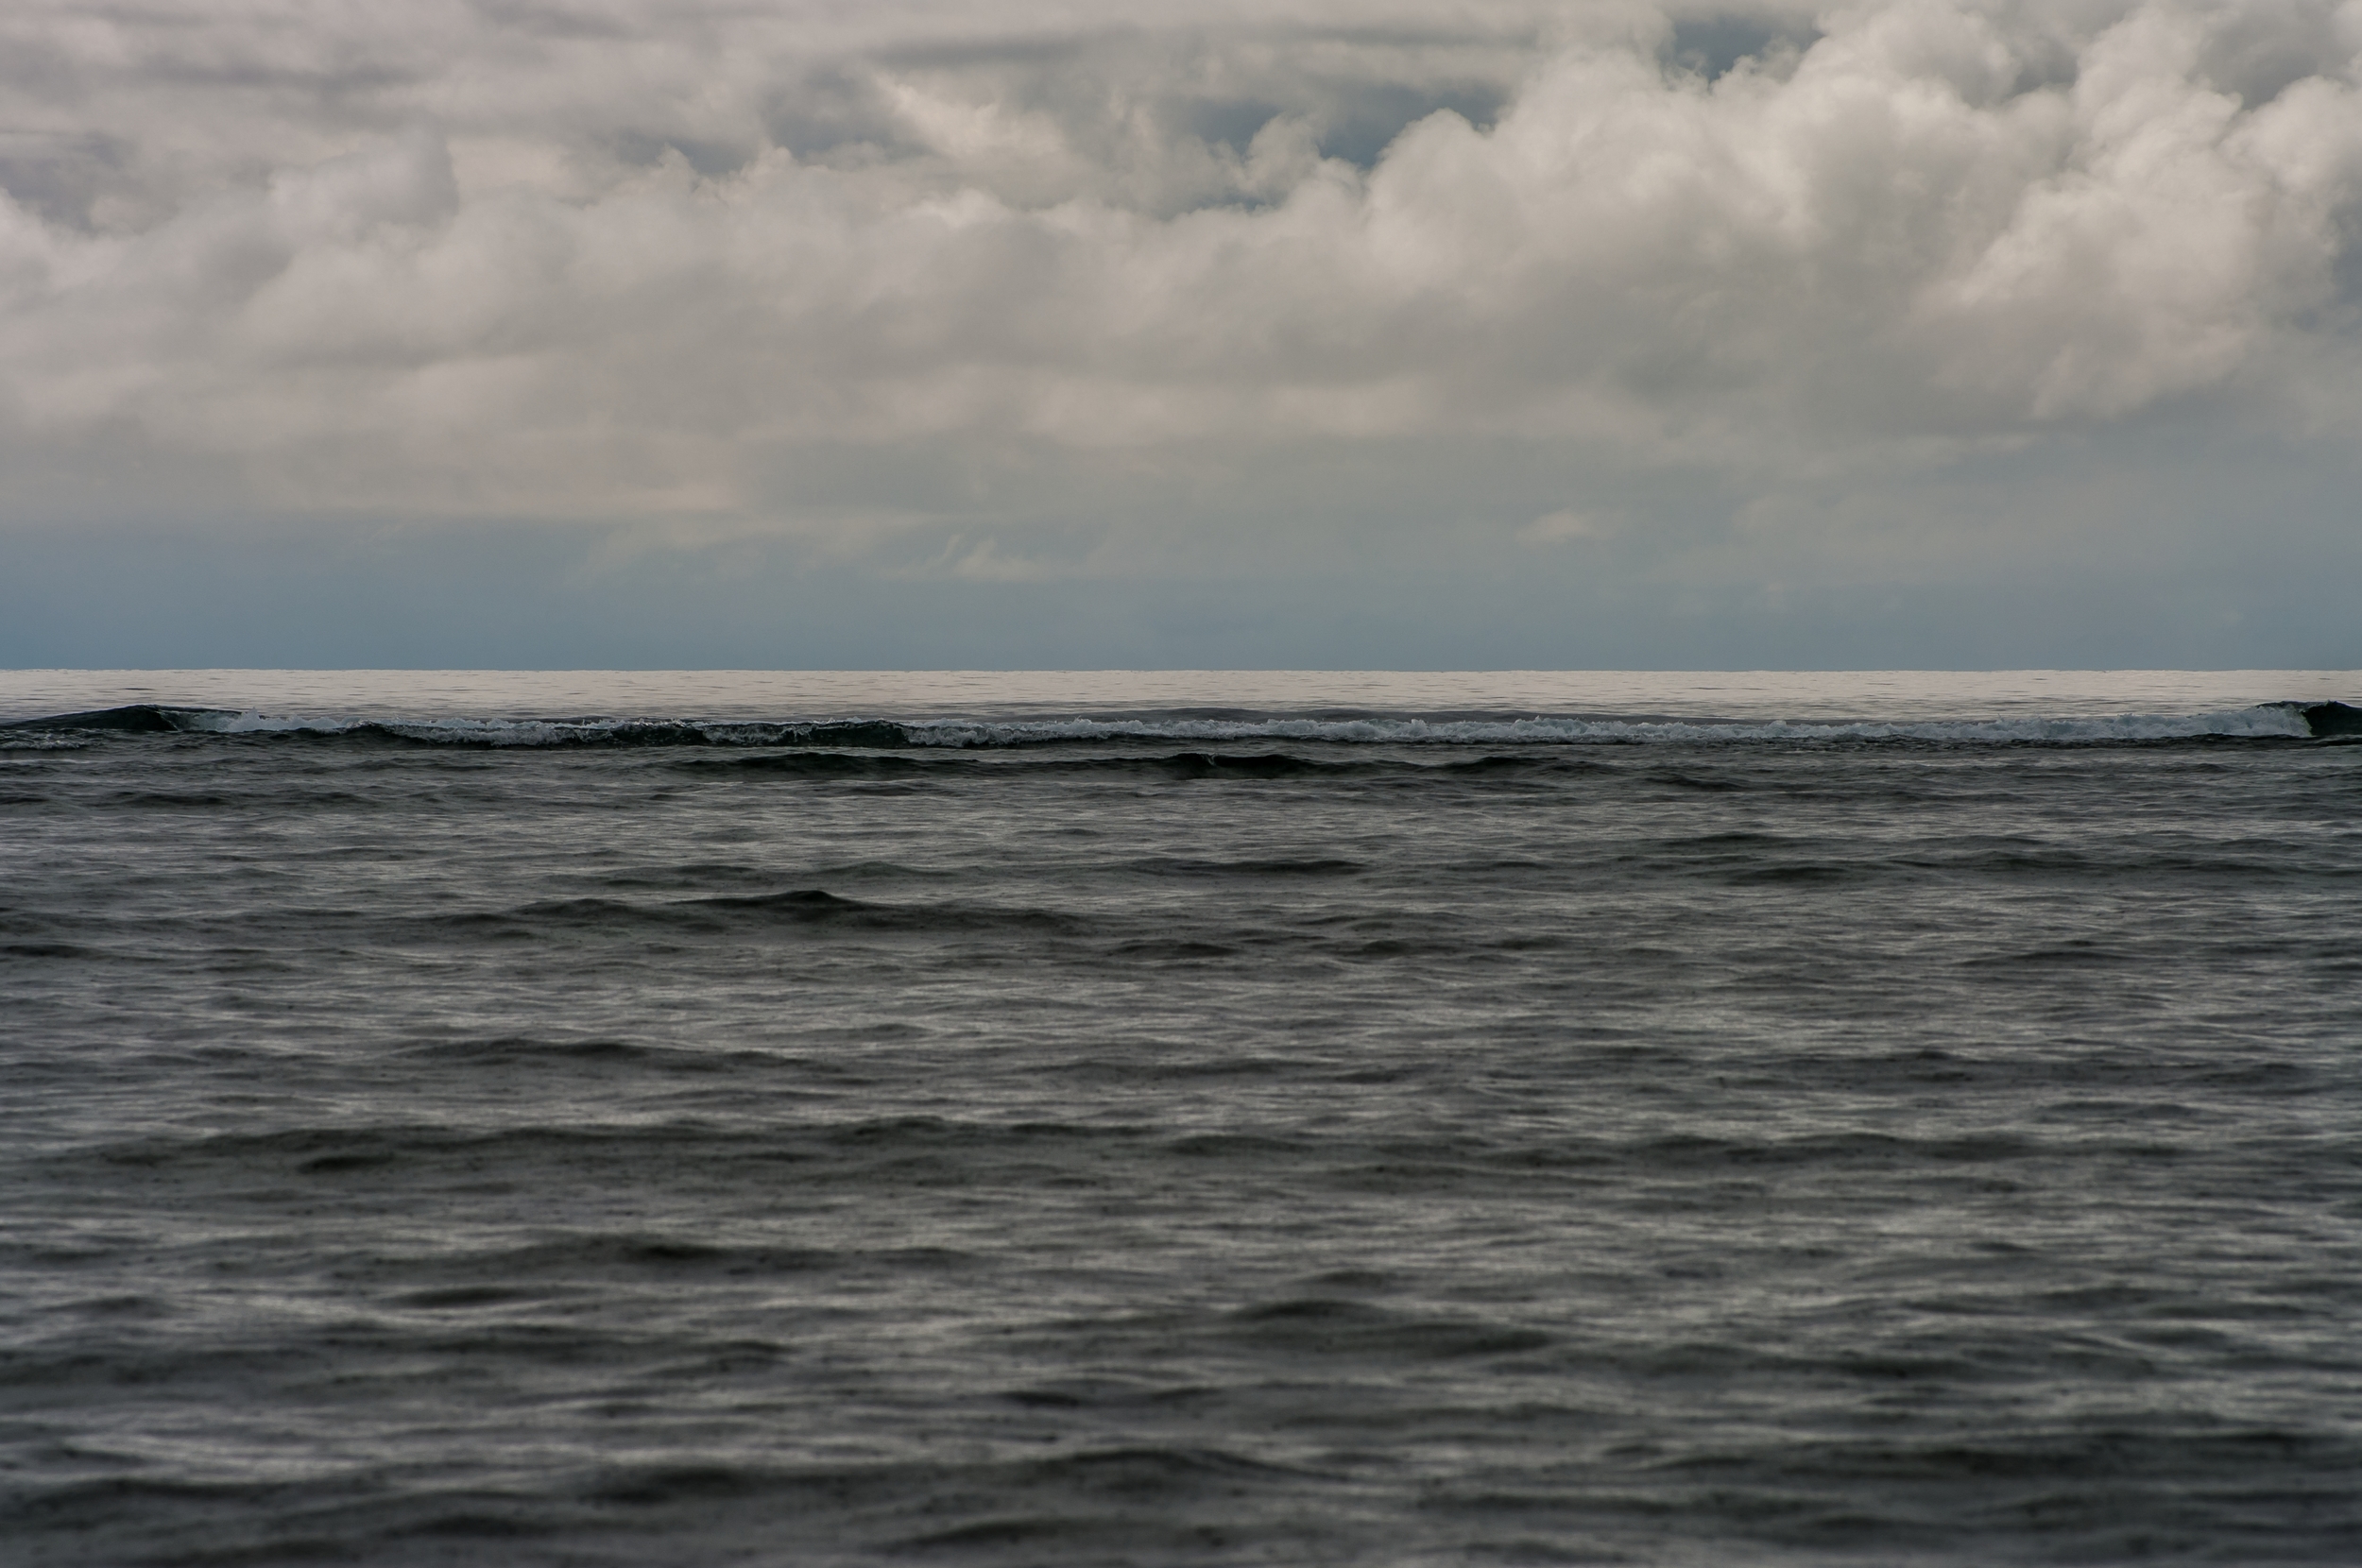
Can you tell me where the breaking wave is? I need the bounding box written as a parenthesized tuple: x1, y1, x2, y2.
(6, 700, 2355, 746)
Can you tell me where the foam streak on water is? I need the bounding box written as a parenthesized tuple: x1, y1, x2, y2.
(2, 672, 2359, 1566)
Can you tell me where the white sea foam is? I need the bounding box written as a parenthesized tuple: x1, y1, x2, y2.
(894, 708, 2316, 746)
(168, 705, 2317, 746)
(179, 710, 671, 744)
(7, 671, 2354, 727)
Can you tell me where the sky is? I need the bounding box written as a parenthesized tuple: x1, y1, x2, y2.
(4, 0, 2361, 669)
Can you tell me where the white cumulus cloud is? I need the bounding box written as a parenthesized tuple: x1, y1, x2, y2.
(1, 0, 2358, 548)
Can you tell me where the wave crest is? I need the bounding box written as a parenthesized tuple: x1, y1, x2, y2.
(4, 700, 2350, 746)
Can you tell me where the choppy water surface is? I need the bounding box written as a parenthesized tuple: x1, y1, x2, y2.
(4, 672, 2360, 1566)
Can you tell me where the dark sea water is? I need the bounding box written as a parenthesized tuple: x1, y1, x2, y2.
(5, 671, 2360, 1567)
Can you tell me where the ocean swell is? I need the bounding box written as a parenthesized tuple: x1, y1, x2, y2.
(5, 700, 2351, 747)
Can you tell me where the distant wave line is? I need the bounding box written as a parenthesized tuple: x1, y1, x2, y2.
(5, 701, 2357, 746)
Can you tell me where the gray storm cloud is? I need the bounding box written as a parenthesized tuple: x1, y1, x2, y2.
(3, 0, 2360, 534)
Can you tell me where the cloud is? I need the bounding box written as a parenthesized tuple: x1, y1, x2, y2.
(1520, 508, 1609, 544)
(1, 0, 2358, 555)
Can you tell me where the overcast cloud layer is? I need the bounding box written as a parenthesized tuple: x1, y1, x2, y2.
(5, 1, 2360, 666)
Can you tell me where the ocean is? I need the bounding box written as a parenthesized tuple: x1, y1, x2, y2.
(4, 670, 2359, 1566)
